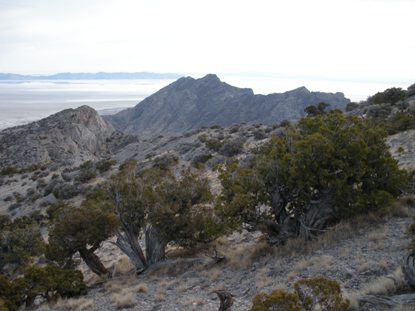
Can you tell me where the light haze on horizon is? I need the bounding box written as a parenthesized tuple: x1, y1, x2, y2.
(0, 0, 414, 86)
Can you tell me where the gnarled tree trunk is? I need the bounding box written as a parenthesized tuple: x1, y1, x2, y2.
(145, 225, 167, 265)
(79, 248, 109, 277)
(115, 230, 147, 273)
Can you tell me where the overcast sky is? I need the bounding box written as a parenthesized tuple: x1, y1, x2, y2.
(0, 0, 413, 84)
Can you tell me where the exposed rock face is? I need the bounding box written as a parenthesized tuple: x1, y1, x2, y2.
(105, 74, 350, 137)
(0, 105, 118, 167)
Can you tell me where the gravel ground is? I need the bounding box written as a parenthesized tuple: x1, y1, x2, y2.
(35, 202, 415, 311)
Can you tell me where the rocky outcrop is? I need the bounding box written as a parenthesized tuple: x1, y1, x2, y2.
(0, 105, 119, 168)
(105, 74, 350, 137)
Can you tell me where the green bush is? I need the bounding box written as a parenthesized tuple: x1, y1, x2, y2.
(21, 265, 86, 305)
(205, 138, 224, 152)
(368, 87, 407, 105)
(250, 289, 301, 311)
(294, 277, 349, 311)
(0, 265, 86, 309)
(250, 277, 349, 311)
(386, 111, 415, 134)
(96, 159, 116, 173)
(0, 166, 20, 176)
(191, 153, 213, 168)
(219, 110, 407, 239)
(346, 102, 359, 112)
(78, 168, 97, 183)
(0, 217, 45, 273)
(152, 153, 179, 170)
(219, 138, 244, 157)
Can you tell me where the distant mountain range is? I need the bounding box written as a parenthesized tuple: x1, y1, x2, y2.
(0, 72, 182, 80)
(105, 74, 350, 137)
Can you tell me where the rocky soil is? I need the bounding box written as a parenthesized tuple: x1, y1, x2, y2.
(34, 201, 414, 311)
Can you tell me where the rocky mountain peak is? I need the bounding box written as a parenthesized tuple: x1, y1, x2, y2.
(105, 75, 350, 138)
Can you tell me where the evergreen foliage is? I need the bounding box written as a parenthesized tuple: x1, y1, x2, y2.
(47, 202, 117, 276)
(250, 277, 349, 311)
(219, 110, 407, 241)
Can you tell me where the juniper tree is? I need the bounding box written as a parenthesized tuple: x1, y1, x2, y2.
(219, 110, 407, 242)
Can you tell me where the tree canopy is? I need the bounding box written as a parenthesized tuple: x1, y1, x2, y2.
(219, 110, 407, 242)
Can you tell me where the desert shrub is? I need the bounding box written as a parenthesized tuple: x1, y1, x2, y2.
(20, 265, 86, 306)
(346, 102, 359, 112)
(119, 159, 137, 171)
(230, 124, 241, 133)
(219, 110, 407, 241)
(0, 274, 20, 311)
(219, 138, 244, 157)
(198, 134, 208, 143)
(61, 172, 72, 182)
(191, 153, 213, 168)
(0, 166, 20, 176)
(36, 178, 47, 189)
(3, 195, 13, 202)
(38, 170, 49, 178)
(96, 159, 116, 173)
(152, 153, 178, 170)
(0, 216, 45, 274)
(205, 138, 224, 152)
(294, 277, 349, 311)
(366, 104, 392, 120)
(253, 129, 267, 140)
(386, 111, 415, 134)
(304, 102, 330, 117)
(368, 87, 407, 105)
(0, 265, 86, 309)
(52, 183, 80, 199)
(8, 203, 21, 211)
(250, 277, 349, 311)
(250, 289, 301, 311)
(78, 161, 97, 183)
(13, 192, 23, 202)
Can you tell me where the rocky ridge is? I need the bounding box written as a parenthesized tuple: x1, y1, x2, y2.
(0, 105, 128, 168)
(105, 74, 350, 137)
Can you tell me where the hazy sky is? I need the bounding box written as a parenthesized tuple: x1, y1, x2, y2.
(0, 0, 413, 84)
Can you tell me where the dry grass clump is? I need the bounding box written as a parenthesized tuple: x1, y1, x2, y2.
(112, 256, 134, 276)
(294, 258, 308, 271)
(133, 282, 149, 293)
(200, 267, 222, 281)
(343, 292, 360, 310)
(54, 297, 94, 310)
(224, 239, 271, 269)
(367, 228, 387, 241)
(184, 297, 204, 307)
(361, 268, 406, 295)
(276, 222, 354, 257)
(105, 279, 124, 293)
(111, 289, 137, 309)
(154, 290, 166, 302)
(255, 267, 273, 289)
(286, 271, 298, 281)
(389, 195, 415, 218)
(158, 278, 177, 290)
(310, 254, 334, 272)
